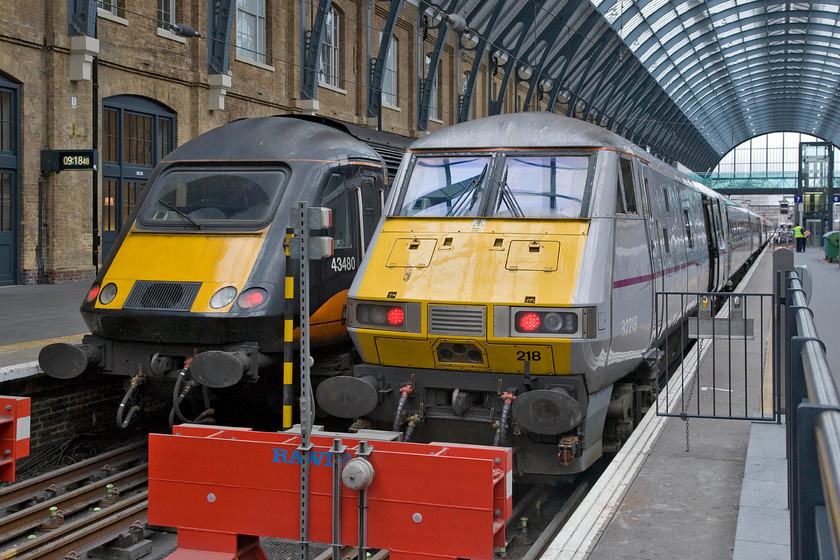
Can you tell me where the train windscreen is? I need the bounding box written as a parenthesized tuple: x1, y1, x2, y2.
(492, 156, 588, 218)
(396, 153, 589, 218)
(139, 169, 286, 228)
(398, 156, 491, 217)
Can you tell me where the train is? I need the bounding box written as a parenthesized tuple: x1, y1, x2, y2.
(315, 112, 770, 481)
(38, 115, 410, 425)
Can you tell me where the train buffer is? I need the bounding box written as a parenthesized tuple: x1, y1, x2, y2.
(0, 395, 31, 483)
(148, 424, 512, 560)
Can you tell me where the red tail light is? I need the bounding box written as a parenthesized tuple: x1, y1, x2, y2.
(86, 284, 100, 303)
(518, 312, 540, 332)
(237, 288, 267, 309)
(387, 307, 405, 326)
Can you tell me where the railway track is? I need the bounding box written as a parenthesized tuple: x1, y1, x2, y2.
(0, 442, 150, 560)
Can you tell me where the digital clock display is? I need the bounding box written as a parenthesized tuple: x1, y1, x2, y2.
(40, 149, 98, 175)
(59, 151, 95, 170)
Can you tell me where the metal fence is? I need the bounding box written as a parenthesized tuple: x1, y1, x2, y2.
(654, 291, 779, 423)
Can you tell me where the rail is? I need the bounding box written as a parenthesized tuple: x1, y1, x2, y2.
(785, 270, 840, 559)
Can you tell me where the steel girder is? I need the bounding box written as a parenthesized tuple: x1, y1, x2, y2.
(300, 0, 334, 101)
(367, 0, 405, 122)
(417, 0, 459, 131)
(457, 1, 505, 122)
(69, 0, 97, 36)
(207, 0, 235, 75)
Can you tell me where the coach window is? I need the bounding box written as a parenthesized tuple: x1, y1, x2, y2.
(102, 96, 175, 259)
(683, 209, 694, 251)
(619, 157, 637, 214)
(615, 174, 626, 214)
(663, 187, 670, 212)
(662, 228, 670, 253)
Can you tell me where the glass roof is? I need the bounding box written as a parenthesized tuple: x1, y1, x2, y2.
(589, 0, 840, 163)
(442, 0, 840, 171)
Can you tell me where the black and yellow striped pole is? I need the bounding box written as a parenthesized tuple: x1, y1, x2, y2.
(282, 228, 295, 429)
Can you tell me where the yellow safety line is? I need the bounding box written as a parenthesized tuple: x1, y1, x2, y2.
(0, 333, 89, 353)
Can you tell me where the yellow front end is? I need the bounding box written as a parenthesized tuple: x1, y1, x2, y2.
(351, 217, 589, 376)
(95, 227, 267, 313)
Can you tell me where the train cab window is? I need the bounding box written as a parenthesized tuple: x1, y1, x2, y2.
(619, 157, 637, 214)
(494, 155, 588, 218)
(615, 178, 626, 213)
(663, 188, 670, 212)
(683, 209, 694, 251)
(662, 227, 670, 253)
(139, 169, 285, 229)
(399, 156, 491, 217)
(321, 173, 352, 249)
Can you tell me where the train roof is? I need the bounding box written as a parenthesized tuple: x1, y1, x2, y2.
(409, 112, 639, 153)
(161, 115, 394, 169)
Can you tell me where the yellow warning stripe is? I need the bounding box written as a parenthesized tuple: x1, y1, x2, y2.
(0, 334, 89, 354)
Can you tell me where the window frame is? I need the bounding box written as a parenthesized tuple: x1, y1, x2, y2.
(236, 0, 268, 65)
(319, 6, 341, 87)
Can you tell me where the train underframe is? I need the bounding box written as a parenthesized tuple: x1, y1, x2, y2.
(315, 361, 661, 482)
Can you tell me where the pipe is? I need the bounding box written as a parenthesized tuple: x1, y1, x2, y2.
(392, 383, 413, 431)
(494, 391, 516, 446)
(116, 373, 144, 428)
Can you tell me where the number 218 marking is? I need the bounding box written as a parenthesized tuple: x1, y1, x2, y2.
(516, 350, 541, 361)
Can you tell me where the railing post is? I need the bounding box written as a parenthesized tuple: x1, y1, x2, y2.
(795, 403, 840, 560)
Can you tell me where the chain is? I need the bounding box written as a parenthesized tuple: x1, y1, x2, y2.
(682, 338, 701, 452)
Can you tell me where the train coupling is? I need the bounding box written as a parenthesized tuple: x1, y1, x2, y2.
(39, 341, 104, 379)
(190, 343, 262, 388)
(557, 435, 580, 466)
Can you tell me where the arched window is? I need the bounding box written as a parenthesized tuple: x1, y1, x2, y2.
(101, 96, 175, 259)
(237, 0, 267, 64)
(319, 6, 340, 87)
(0, 74, 19, 285)
(382, 36, 398, 107)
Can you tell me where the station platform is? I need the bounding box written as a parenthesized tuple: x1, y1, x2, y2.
(0, 246, 837, 559)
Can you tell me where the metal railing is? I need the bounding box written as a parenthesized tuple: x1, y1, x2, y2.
(654, 291, 778, 423)
(785, 270, 840, 559)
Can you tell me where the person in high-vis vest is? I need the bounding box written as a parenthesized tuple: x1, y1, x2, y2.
(794, 224, 805, 252)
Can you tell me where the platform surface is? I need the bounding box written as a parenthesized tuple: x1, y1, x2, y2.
(545, 245, 838, 560)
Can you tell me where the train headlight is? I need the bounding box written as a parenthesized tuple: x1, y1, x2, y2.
(210, 286, 238, 309)
(99, 283, 118, 305)
(348, 299, 422, 333)
(237, 288, 268, 309)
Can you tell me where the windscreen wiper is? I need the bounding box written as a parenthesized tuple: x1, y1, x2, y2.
(159, 200, 201, 229)
(447, 165, 488, 216)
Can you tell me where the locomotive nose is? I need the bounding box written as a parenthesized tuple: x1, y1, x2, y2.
(511, 388, 582, 435)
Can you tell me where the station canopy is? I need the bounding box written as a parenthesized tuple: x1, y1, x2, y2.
(438, 0, 840, 172)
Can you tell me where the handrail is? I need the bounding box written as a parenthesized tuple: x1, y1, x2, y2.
(786, 271, 840, 559)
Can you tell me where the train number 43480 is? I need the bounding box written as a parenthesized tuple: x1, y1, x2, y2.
(330, 256, 356, 272)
